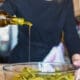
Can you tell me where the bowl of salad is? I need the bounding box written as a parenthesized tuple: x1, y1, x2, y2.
(3, 62, 75, 80)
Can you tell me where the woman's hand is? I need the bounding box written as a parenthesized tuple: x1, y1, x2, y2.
(72, 54, 80, 80)
(72, 54, 80, 67)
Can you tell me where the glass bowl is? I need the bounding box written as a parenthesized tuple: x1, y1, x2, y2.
(3, 62, 75, 80)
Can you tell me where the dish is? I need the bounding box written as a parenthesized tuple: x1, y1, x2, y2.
(3, 62, 75, 80)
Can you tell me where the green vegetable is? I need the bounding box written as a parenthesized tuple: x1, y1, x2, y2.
(12, 67, 75, 80)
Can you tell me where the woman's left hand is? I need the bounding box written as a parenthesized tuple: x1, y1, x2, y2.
(72, 54, 80, 67)
(72, 54, 80, 80)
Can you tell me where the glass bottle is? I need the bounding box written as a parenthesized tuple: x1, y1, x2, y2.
(0, 10, 33, 28)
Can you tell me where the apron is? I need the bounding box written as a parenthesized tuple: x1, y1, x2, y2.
(43, 42, 66, 64)
(39, 42, 66, 72)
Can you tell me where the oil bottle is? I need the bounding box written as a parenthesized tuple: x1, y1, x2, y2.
(0, 10, 33, 28)
(0, 10, 32, 62)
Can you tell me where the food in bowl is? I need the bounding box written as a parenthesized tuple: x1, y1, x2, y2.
(3, 62, 75, 80)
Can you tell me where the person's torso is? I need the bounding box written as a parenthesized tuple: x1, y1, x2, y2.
(10, 0, 67, 47)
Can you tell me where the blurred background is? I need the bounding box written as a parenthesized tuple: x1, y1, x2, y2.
(0, 25, 18, 62)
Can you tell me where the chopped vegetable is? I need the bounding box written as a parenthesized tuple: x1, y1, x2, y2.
(12, 67, 75, 80)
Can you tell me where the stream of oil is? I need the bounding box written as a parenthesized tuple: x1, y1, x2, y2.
(28, 26, 31, 62)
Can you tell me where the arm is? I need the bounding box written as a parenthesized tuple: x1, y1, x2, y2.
(63, 0, 80, 64)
